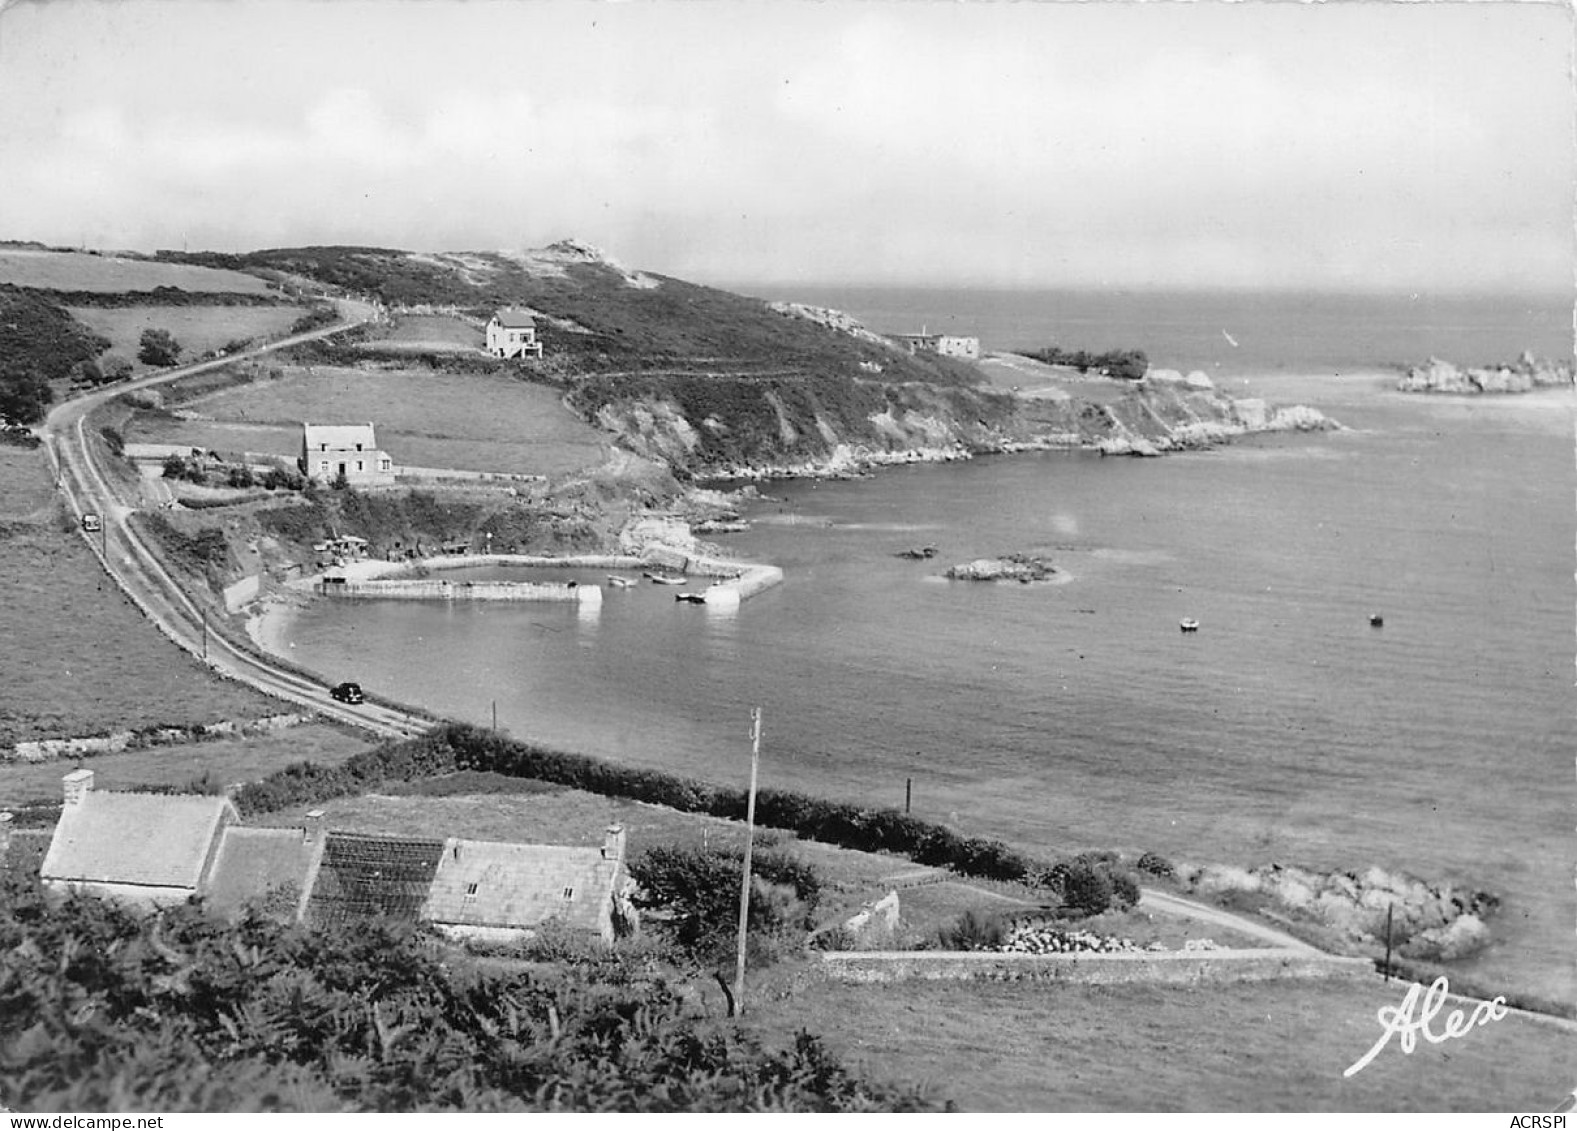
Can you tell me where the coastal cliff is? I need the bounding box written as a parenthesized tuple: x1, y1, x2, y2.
(575, 362, 1338, 480)
(1398, 352, 1573, 394)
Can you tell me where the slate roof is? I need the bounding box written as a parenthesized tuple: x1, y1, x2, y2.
(203, 826, 323, 921)
(491, 308, 537, 330)
(301, 423, 379, 453)
(423, 838, 615, 933)
(304, 832, 446, 927)
(42, 792, 237, 890)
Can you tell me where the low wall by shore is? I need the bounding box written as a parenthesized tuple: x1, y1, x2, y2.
(318, 577, 602, 604)
(820, 948, 1372, 986)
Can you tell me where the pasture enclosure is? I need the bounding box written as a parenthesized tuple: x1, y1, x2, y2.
(0, 249, 273, 294)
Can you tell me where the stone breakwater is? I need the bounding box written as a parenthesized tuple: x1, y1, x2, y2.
(319, 576, 603, 605)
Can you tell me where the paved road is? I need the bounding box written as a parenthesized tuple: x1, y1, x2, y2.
(42, 300, 432, 741)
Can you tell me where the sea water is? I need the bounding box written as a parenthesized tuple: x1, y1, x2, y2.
(266, 289, 1574, 1004)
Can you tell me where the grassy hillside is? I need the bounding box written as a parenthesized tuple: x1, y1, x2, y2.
(0, 248, 275, 294)
(0, 445, 282, 745)
(161, 243, 980, 384)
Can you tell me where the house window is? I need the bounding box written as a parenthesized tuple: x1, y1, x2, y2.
(355, 443, 363, 451)
(562, 886, 574, 899)
(319, 461, 329, 473)
(465, 882, 479, 897)
(356, 461, 364, 472)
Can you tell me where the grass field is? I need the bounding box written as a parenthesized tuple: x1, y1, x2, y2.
(0, 722, 370, 809)
(739, 975, 1571, 1111)
(371, 314, 484, 350)
(0, 249, 273, 294)
(0, 446, 283, 745)
(68, 305, 309, 371)
(125, 364, 609, 476)
(0, 444, 57, 521)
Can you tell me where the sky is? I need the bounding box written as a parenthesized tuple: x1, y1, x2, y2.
(0, 0, 1572, 293)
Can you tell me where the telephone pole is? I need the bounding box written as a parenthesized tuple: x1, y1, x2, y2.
(733, 707, 762, 1016)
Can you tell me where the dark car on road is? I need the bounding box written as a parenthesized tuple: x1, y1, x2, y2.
(329, 681, 365, 705)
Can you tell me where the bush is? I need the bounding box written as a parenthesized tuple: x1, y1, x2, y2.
(1136, 851, 1175, 878)
(98, 426, 125, 458)
(138, 327, 182, 367)
(626, 844, 821, 964)
(1051, 853, 1142, 917)
(936, 908, 1009, 951)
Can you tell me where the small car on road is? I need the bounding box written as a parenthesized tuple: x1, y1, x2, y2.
(329, 681, 365, 705)
(80, 514, 102, 533)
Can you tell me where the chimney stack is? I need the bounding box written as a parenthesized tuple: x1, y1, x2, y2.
(601, 824, 626, 863)
(303, 808, 326, 845)
(62, 768, 93, 807)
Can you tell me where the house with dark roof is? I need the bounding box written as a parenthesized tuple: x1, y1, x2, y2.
(303, 831, 449, 928)
(485, 308, 544, 360)
(33, 772, 632, 943)
(40, 769, 238, 909)
(422, 825, 629, 943)
(298, 422, 395, 486)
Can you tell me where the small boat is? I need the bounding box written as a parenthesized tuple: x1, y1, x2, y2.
(645, 572, 685, 586)
(1179, 618, 1200, 633)
(675, 592, 707, 604)
(1369, 614, 1384, 628)
(606, 576, 637, 589)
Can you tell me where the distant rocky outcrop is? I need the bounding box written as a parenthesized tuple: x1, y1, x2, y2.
(1177, 861, 1499, 961)
(1398, 352, 1573, 394)
(944, 554, 1057, 583)
(767, 301, 893, 348)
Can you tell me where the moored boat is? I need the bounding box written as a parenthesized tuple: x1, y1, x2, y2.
(1179, 618, 1200, 633)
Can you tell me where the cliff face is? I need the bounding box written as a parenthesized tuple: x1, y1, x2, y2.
(574, 365, 1338, 480)
(1398, 352, 1574, 394)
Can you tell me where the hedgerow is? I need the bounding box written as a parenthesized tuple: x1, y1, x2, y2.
(234, 724, 1046, 887)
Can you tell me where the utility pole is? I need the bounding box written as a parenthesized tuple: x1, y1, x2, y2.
(492, 700, 498, 731)
(732, 707, 762, 1017)
(906, 776, 912, 815)
(201, 608, 208, 662)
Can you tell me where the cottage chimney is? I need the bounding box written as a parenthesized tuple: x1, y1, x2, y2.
(62, 768, 94, 806)
(303, 808, 326, 844)
(601, 824, 626, 863)
(0, 812, 12, 866)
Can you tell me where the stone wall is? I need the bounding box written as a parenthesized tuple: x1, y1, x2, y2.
(821, 948, 1372, 985)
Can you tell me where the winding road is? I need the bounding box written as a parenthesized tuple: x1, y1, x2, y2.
(42, 299, 432, 740)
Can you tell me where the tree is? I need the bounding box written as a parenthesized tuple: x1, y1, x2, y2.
(0, 366, 52, 424)
(138, 327, 183, 367)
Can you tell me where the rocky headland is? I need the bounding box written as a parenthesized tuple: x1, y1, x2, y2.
(1397, 351, 1573, 395)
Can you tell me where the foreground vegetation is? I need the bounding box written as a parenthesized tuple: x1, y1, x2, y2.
(0, 869, 939, 1112)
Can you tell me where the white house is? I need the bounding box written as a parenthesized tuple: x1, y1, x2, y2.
(486, 308, 544, 360)
(40, 770, 239, 909)
(298, 422, 395, 486)
(890, 331, 981, 361)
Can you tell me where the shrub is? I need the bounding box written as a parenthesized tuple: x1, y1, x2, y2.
(1050, 854, 1142, 917)
(936, 908, 1009, 951)
(627, 844, 821, 964)
(138, 327, 182, 367)
(1136, 851, 1175, 878)
(98, 426, 125, 458)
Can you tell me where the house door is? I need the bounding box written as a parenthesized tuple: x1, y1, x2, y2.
(337, 462, 347, 477)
